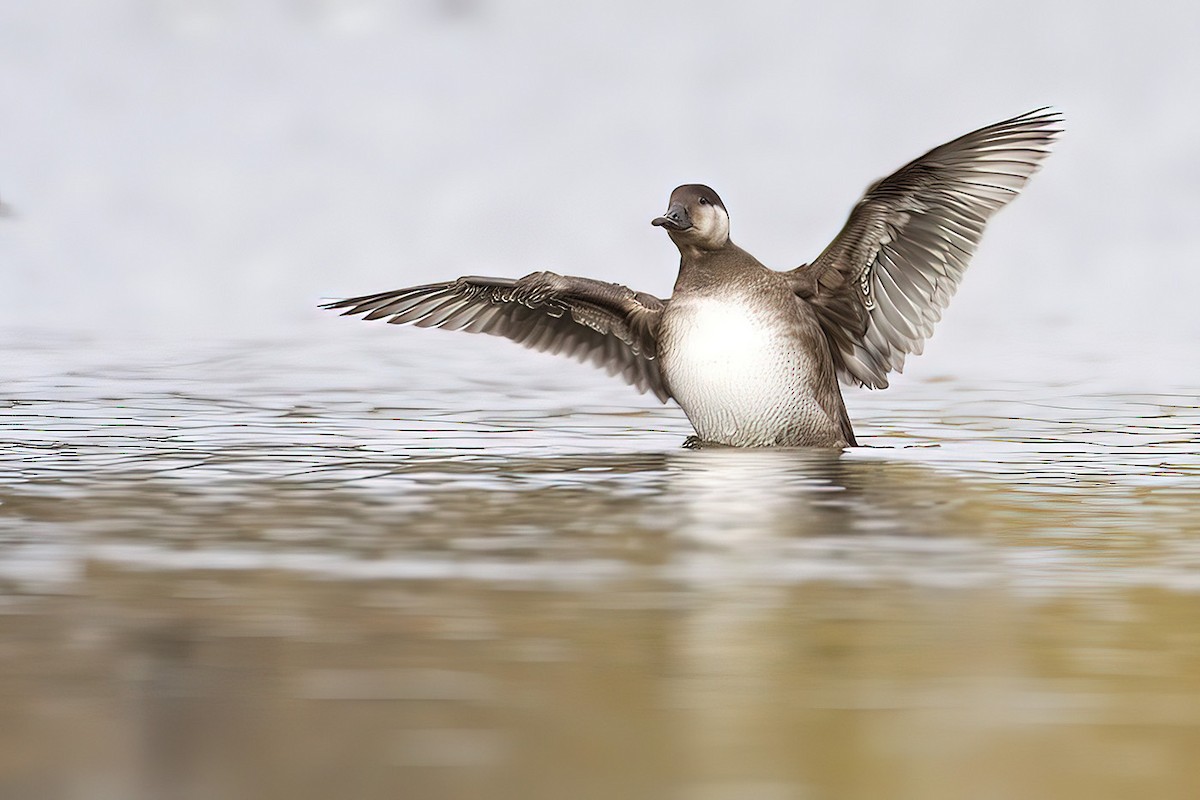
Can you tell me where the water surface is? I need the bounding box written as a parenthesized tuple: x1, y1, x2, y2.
(3, 329, 1200, 800)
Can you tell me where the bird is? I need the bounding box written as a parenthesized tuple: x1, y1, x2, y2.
(324, 108, 1061, 448)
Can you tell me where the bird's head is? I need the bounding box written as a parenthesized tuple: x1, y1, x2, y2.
(652, 184, 730, 251)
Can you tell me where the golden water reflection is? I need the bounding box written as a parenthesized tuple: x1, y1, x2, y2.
(3, 445, 1200, 800)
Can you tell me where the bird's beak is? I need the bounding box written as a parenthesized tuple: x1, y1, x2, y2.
(651, 202, 692, 231)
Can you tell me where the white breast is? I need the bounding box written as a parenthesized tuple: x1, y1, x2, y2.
(660, 295, 841, 446)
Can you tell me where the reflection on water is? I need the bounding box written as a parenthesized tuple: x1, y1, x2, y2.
(3, 330, 1200, 800)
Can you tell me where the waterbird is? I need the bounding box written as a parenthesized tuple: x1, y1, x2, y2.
(324, 108, 1061, 447)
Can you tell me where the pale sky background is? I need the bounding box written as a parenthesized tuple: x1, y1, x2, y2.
(1, 0, 1197, 388)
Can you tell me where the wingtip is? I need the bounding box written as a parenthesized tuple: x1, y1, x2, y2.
(319, 297, 355, 312)
(1016, 106, 1066, 135)
(1019, 105, 1063, 119)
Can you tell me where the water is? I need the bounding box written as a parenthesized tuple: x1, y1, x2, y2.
(3, 326, 1200, 800)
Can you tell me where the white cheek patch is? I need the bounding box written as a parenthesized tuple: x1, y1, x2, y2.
(695, 205, 730, 246)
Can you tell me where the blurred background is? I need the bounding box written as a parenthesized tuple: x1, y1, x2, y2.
(2, 0, 1198, 375)
(3, 2, 1200, 800)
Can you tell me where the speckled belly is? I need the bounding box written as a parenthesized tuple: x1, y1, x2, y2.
(659, 295, 846, 447)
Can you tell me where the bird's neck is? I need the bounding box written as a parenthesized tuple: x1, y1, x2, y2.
(672, 236, 741, 263)
(672, 240, 760, 293)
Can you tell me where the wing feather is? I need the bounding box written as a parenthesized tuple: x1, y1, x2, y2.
(323, 271, 670, 401)
(789, 108, 1062, 388)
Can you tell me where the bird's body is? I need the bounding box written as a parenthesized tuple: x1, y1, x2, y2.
(325, 109, 1062, 448)
(658, 246, 853, 447)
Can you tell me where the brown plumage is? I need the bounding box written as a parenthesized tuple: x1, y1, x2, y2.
(324, 273, 669, 400)
(324, 108, 1062, 447)
(788, 108, 1061, 388)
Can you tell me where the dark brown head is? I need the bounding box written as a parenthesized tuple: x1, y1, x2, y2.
(652, 184, 730, 251)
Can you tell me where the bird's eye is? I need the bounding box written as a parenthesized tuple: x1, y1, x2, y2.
(699, 197, 709, 205)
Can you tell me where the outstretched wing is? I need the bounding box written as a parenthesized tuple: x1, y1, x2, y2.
(789, 108, 1062, 388)
(323, 271, 670, 401)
